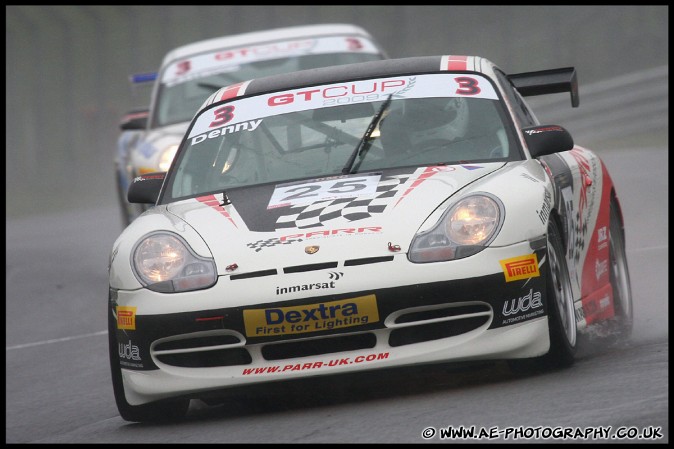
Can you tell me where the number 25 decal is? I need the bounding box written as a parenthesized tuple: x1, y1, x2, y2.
(210, 105, 236, 127)
(267, 174, 381, 209)
(455, 76, 481, 95)
(282, 179, 368, 202)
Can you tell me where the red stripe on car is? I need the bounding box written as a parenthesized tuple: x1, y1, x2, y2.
(219, 80, 251, 101)
(442, 55, 468, 71)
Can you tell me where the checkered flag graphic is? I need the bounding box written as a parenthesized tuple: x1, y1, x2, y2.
(246, 237, 305, 252)
(571, 211, 590, 263)
(275, 174, 410, 230)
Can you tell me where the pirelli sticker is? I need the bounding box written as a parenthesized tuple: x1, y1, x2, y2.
(500, 254, 540, 282)
(244, 295, 379, 337)
(117, 306, 137, 330)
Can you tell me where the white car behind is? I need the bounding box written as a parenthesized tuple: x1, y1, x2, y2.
(115, 23, 388, 226)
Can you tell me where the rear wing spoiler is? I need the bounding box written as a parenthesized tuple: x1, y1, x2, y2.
(508, 67, 579, 107)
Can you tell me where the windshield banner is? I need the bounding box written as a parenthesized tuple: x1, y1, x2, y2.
(188, 73, 498, 141)
(162, 36, 380, 86)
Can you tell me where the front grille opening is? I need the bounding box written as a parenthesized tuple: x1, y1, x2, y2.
(389, 316, 489, 347)
(261, 333, 376, 361)
(344, 256, 394, 266)
(283, 262, 339, 274)
(156, 348, 252, 368)
(154, 334, 242, 351)
(395, 304, 490, 324)
(230, 269, 277, 280)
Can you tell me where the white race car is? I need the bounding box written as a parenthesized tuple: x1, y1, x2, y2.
(115, 23, 388, 226)
(109, 55, 633, 422)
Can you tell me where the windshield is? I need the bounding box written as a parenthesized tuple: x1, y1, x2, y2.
(152, 35, 384, 127)
(162, 73, 521, 204)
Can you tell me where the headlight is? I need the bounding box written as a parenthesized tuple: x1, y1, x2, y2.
(158, 144, 179, 172)
(132, 232, 217, 292)
(409, 193, 504, 263)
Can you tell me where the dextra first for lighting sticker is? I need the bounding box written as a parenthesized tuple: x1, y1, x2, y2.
(500, 254, 540, 282)
(244, 295, 379, 337)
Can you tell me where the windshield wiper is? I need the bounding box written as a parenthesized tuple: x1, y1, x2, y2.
(341, 94, 393, 175)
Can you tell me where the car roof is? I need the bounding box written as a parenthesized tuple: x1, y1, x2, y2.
(203, 55, 500, 106)
(160, 23, 383, 68)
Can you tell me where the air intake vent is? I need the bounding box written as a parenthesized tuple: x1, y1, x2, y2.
(283, 262, 338, 273)
(389, 316, 489, 347)
(394, 304, 489, 324)
(156, 348, 252, 368)
(386, 302, 492, 347)
(154, 334, 242, 351)
(152, 331, 250, 367)
(230, 269, 277, 280)
(344, 256, 394, 266)
(261, 333, 376, 360)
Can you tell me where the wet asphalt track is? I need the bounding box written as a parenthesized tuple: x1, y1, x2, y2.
(5, 66, 668, 442)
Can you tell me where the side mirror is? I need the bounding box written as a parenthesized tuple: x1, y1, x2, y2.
(127, 172, 165, 204)
(523, 125, 574, 158)
(120, 109, 149, 131)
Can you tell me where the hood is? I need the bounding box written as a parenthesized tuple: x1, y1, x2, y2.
(167, 163, 505, 274)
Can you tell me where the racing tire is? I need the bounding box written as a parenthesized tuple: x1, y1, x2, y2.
(108, 304, 190, 423)
(605, 195, 634, 341)
(509, 218, 577, 373)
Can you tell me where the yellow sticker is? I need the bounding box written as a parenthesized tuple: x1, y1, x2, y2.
(244, 294, 379, 337)
(117, 306, 137, 330)
(500, 254, 540, 282)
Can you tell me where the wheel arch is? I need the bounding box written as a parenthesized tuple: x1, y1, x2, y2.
(547, 206, 567, 257)
(610, 187, 627, 241)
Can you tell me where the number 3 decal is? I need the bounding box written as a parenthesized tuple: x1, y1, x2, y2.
(210, 105, 235, 127)
(455, 76, 481, 95)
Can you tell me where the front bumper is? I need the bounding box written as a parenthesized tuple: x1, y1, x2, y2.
(111, 240, 549, 405)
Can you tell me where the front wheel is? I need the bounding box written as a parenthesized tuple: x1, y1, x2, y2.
(606, 196, 634, 340)
(509, 218, 577, 372)
(544, 218, 577, 367)
(108, 303, 190, 422)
